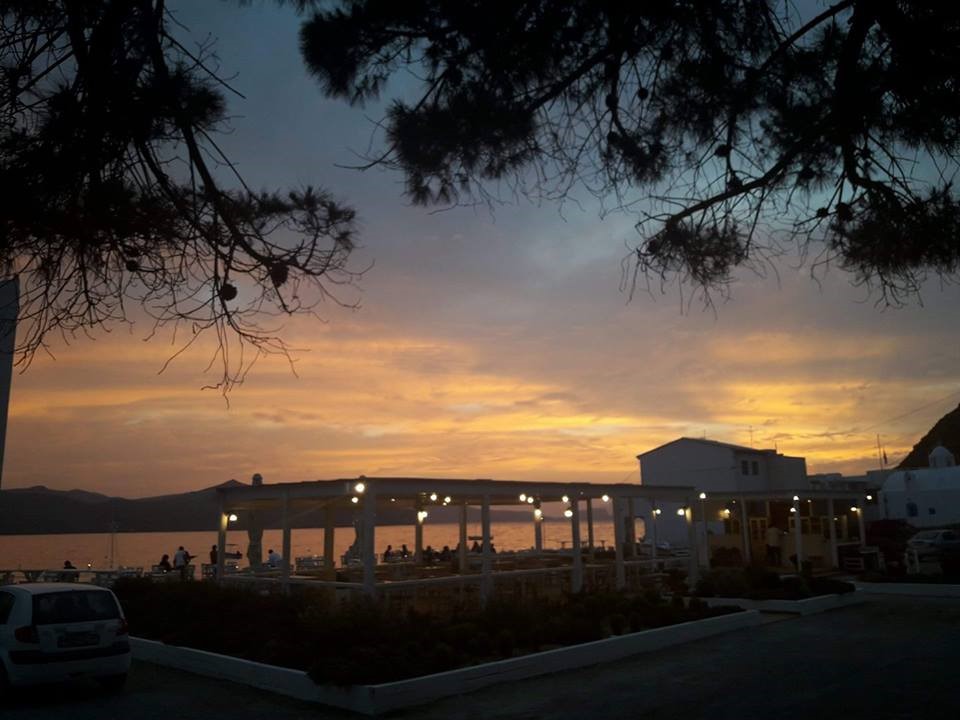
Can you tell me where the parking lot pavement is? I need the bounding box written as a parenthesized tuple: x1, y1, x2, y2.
(0, 661, 351, 720)
(3, 596, 959, 720)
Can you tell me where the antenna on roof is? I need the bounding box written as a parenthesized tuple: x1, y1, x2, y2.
(749, 425, 754, 448)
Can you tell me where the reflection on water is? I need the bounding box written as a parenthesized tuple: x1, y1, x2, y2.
(0, 521, 620, 570)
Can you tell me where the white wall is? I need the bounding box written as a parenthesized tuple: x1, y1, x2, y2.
(640, 440, 738, 491)
(880, 467, 960, 527)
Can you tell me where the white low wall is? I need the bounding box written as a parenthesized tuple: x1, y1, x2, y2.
(701, 592, 865, 615)
(132, 610, 760, 715)
(855, 581, 960, 598)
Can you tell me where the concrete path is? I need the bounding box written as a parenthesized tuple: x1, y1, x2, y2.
(3, 596, 958, 719)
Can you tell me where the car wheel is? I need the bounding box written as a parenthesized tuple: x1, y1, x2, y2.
(98, 673, 127, 693)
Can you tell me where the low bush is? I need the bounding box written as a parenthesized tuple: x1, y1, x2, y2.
(113, 579, 738, 686)
(694, 569, 854, 600)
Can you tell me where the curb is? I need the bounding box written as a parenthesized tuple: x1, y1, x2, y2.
(699, 591, 866, 615)
(854, 581, 960, 598)
(132, 610, 761, 715)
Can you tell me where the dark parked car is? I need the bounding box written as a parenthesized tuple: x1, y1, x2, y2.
(906, 529, 960, 557)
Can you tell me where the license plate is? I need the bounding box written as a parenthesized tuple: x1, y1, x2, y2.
(58, 631, 100, 648)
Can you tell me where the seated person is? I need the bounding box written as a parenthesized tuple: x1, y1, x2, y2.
(267, 548, 283, 568)
(383, 544, 394, 562)
(157, 554, 173, 572)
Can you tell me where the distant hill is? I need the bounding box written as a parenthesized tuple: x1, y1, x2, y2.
(898, 403, 960, 469)
(0, 482, 601, 535)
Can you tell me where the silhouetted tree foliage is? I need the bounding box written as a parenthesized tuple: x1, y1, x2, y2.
(300, 0, 960, 304)
(1, 0, 360, 390)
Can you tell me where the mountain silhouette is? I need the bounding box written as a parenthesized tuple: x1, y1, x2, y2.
(897, 403, 960, 469)
(0, 481, 595, 534)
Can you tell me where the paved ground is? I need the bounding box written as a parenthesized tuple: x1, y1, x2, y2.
(3, 596, 959, 719)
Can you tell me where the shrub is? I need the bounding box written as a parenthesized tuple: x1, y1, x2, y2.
(695, 569, 749, 598)
(114, 578, 738, 686)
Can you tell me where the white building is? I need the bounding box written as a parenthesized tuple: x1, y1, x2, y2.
(636, 437, 867, 570)
(879, 446, 960, 527)
(639, 437, 807, 493)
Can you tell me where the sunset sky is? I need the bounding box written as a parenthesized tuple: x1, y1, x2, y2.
(5, 2, 960, 498)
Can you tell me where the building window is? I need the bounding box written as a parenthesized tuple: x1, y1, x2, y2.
(906, 502, 918, 518)
(929, 507, 936, 515)
(741, 460, 749, 475)
(751, 460, 759, 475)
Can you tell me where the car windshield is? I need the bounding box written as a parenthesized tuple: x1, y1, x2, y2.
(32, 591, 120, 625)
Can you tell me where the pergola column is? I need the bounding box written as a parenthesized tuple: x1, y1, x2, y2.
(480, 494, 493, 603)
(586, 498, 595, 551)
(571, 498, 583, 593)
(280, 491, 291, 593)
(323, 505, 335, 570)
(650, 501, 658, 562)
(533, 499, 543, 552)
(827, 497, 839, 568)
(685, 502, 700, 585)
(458, 502, 468, 574)
(414, 497, 424, 563)
(856, 499, 866, 547)
(613, 497, 625, 590)
(216, 495, 227, 585)
(626, 498, 637, 557)
(738, 495, 751, 564)
(792, 496, 804, 569)
(361, 488, 377, 596)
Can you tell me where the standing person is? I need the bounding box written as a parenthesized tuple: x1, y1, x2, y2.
(209, 544, 218, 565)
(765, 525, 782, 566)
(174, 545, 194, 580)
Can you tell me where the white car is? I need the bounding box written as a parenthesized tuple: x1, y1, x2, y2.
(0, 583, 130, 693)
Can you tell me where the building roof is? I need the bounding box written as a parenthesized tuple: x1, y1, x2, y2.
(218, 476, 698, 511)
(637, 436, 775, 459)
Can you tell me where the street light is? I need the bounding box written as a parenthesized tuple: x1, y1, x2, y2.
(228, 513, 238, 522)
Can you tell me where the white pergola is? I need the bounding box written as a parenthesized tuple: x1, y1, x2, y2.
(686, 488, 869, 570)
(216, 476, 700, 600)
